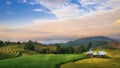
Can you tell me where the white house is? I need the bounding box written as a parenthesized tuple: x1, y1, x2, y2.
(86, 50, 107, 57)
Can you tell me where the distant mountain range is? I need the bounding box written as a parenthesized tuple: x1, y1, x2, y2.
(60, 36, 119, 48)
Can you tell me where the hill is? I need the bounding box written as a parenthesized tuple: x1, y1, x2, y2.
(62, 36, 117, 48)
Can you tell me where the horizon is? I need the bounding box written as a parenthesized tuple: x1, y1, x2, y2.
(0, 36, 119, 44)
(0, 0, 120, 44)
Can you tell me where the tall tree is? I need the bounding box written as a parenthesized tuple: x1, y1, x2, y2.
(88, 42, 92, 50)
(0, 40, 4, 47)
(24, 40, 35, 50)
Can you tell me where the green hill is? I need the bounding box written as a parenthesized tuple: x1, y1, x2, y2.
(61, 36, 117, 48)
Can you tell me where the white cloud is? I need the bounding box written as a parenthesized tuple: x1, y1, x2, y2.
(6, 1, 12, 5)
(6, 11, 14, 15)
(106, 0, 120, 8)
(33, 9, 43, 12)
(79, 0, 120, 10)
(20, 0, 27, 3)
(20, 0, 120, 19)
(32, 0, 68, 9)
(51, 3, 84, 19)
(28, 0, 83, 18)
(33, 8, 51, 14)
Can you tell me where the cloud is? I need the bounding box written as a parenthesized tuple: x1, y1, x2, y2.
(1, 7, 120, 43)
(33, 8, 51, 14)
(6, 11, 14, 15)
(21, 0, 120, 19)
(31, 0, 83, 18)
(51, 3, 84, 19)
(33, 0, 68, 9)
(115, 20, 120, 25)
(19, 0, 27, 3)
(79, 0, 120, 10)
(6, 1, 12, 5)
(33, 8, 43, 12)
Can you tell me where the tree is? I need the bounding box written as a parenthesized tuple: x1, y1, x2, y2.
(24, 40, 35, 50)
(76, 45, 88, 53)
(0, 40, 4, 47)
(65, 47, 74, 54)
(88, 42, 92, 50)
(17, 41, 21, 45)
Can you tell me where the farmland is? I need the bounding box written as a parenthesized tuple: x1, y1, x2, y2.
(0, 45, 24, 60)
(0, 54, 85, 68)
(61, 49, 120, 68)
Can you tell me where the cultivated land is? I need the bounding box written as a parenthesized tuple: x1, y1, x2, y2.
(61, 49, 120, 68)
(0, 45, 24, 60)
(0, 54, 85, 68)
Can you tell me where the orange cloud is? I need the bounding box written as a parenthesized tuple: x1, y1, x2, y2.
(115, 20, 120, 25)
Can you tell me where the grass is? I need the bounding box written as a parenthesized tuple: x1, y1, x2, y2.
(0, 54, 85, 68)
(22, 51, 39, 56)
(61, 49, 120, 68)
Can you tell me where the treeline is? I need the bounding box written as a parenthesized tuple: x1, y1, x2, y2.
(0, 40, 41, 47)
(0, 40, 92, 54)
(35, 45, 91, 54)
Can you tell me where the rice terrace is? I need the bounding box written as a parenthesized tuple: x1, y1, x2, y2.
(0, 0, 120, 68)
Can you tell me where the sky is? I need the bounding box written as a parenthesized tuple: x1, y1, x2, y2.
(0, 0, 120, 44)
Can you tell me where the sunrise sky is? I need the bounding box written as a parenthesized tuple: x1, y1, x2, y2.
(0, 0, 120, 44)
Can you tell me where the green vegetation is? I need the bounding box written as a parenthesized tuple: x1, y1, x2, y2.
(0, 40, 4, 47)
(22, 51, 39, 56)
(61, 49, 120, 68)
(0, 54, 85, 68)
(24, 40, 35, 50)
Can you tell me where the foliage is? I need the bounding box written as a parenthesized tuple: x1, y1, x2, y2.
(0, 40, 4, 47)
(24, 40, 35, 50)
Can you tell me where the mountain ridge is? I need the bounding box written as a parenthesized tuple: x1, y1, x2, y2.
(61, 36, 118, 48)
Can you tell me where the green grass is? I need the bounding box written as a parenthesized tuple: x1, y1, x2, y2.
(61, 49, 120, 68)
(22, 51, 39, 56)
(0, 54, 85, 68)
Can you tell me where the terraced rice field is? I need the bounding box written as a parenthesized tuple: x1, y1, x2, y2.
(0, 45, 24, 59)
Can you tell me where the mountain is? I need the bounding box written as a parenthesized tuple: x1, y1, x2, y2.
(62, 36, 117, 48)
